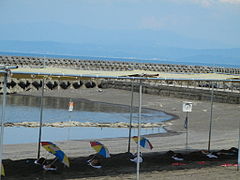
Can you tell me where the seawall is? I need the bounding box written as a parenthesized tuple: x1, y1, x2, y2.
(1, 55, 240, 74)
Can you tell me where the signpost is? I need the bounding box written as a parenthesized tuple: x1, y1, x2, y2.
(183, 102, 192, 150)
(68, 99, 74, 112)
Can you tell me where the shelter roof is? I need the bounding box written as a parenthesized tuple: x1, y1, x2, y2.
(0, 67, 240, 82)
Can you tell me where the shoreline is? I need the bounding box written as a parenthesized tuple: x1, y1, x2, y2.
(4, 121, 165, 128)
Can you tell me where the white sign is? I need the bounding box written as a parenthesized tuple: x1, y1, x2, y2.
(68, 101, 74, 112)
(182, 102, 192, 112)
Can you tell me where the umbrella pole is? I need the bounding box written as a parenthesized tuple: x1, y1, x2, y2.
(208, 83, 214, 152)
(128, 81, 134, 153)
(49, 157, 58, 166)
(0, 72, 7, 180)
(136, 80, 142, 180)
(88, 154, 97, 162)
(37, 78, 45, 159)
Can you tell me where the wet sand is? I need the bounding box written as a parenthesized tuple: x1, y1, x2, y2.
(2, 88, 240, 179)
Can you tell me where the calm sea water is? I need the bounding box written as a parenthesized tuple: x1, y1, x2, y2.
(0, 95, 171, 144)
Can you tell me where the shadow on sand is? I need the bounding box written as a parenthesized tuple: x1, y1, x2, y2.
(2, 149, 238, 180)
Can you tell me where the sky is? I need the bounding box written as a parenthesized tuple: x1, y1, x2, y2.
(0, 0, 240, 49)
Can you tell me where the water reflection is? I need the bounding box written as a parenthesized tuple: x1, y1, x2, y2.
(0, 95, 171, 144)
(0, 95, 173, 124)
(4, 126, 166, 144)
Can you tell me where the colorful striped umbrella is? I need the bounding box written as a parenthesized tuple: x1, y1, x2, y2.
(1, 163, 5, 176)
(132, 136, 153, 150)
(41, 141, 70, 167)
(90, 141, 110, 158)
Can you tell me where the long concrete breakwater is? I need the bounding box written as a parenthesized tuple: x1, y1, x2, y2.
(0, 55, 240, 104)
(1, 55, 240, 74)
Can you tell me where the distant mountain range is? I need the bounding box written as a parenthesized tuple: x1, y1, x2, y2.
(0, 22, 231, 48)
(0, 40, 239, 67)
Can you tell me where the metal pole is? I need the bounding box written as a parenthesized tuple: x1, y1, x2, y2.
(0, 66, 17, 179)
(67, 99, 73, 141)
(185, 112, 189, 150)
(0, 72, 7, 180)
(128, 81, 134, 152)
(238, 116, 240, 171)
(136, 80, 142, 180)
(67, 114, 71, 141)
(37, 78, 45, 159)
(43, 55, 46, 69)
(208, 84, 214, 152)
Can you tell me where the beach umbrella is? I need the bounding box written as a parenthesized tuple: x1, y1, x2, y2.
(90, 141, 110, 158)
(1, 164, 4, 177)
(132, 136, 153, 150)
(41, 141, 70, 167)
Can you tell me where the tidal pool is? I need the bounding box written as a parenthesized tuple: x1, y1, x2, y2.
(0, 95, 172, 144)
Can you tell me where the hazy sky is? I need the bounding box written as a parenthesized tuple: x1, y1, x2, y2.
(1, 0, 240, 48)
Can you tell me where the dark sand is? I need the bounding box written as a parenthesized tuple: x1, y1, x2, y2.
(3, 150, 238, 180)
(2, 88, 240, 179)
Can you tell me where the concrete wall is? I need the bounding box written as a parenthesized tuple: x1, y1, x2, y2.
(1, 55, 240, 74)
(102, 80, 240, 104)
